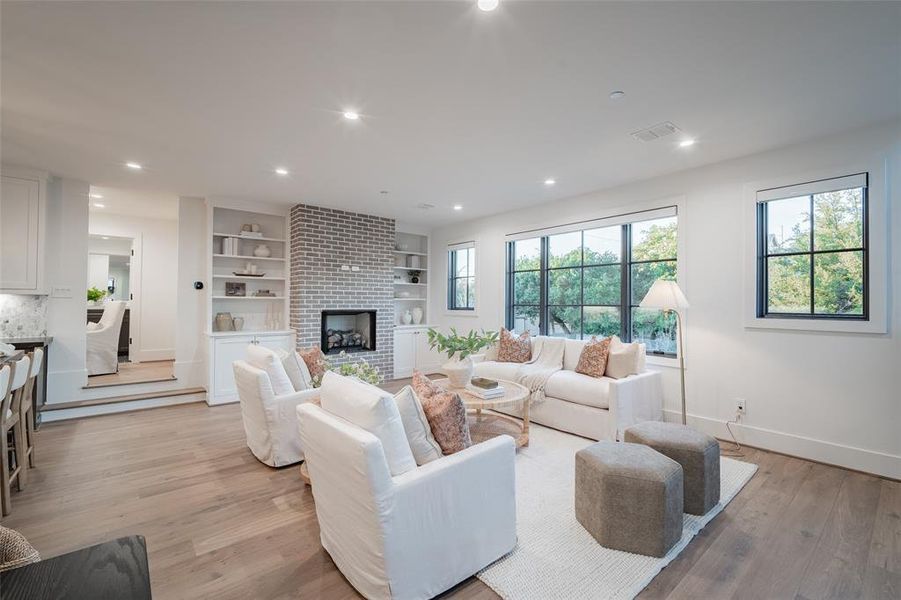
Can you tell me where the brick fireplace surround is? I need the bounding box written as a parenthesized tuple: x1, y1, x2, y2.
(289, 204, 395, 377)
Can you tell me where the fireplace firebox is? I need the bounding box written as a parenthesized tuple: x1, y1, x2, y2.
(321, 310, 377, 355)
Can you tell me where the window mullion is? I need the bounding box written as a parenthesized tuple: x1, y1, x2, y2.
(621, 223, 631, 342)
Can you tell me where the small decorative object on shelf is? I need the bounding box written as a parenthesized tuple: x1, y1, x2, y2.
(408, 270, 421, 284)
(402, 310, 413, 325)
(214, 312, 234, 331)
(253, 244, 271, 257)
(232, 316, 244, 331)
(426, 327, 499, 389)
(253, 289, 277, 297)
(222, 237, 240, 255)
(225, 282, 246, 297)
(412, 306, 423, 324)
(408, 255, 421, 269)
(233, 271, 265, 277)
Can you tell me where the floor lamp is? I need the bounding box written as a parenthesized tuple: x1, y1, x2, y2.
(639, 279, 690, 425)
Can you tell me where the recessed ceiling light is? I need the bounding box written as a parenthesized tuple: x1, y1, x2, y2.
(93, 203, 105, 208)
(379, 190, 389, 195)
(609, 90, 625, 100)
(544, 178, 556, 186)
(478, 0, 499, 11)
(453, 204, 463, 211)
(343, 111, 360, 121)
(274, 167, 289, 176)
(101, 236, 110, 240)
(679, 139, 696, 148)
(125, 162, 142, 170)
(89, 193, 103, 199)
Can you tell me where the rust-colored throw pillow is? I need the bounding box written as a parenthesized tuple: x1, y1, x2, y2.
(411, 370, 472, 455)
(298, 347, 328, 386)
(412, 370, 440, 400)
(497, 328, 532, 363)
(575, 336, 612, 378)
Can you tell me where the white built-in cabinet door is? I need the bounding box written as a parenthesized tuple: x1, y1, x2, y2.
(0, 175, 41, 291)
(393, 329, 416, 379)
(393, 327, 442, 379)
(209, 333, 297, 405)
(413, 328, 442, 373)
(211, 337, 250, 403)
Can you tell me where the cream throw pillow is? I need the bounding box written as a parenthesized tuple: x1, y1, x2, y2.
(320, 371, 417, 476)
(394, 386, 442, 465)
(278, 349, 312, 391)
(246, 344, 295, 396)
(604, 336, 642, 379)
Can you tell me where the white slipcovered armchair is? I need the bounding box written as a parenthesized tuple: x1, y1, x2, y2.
(298, 401, 517, 600)
(86, 300, 127, 376)
(233, 359, 319, 467)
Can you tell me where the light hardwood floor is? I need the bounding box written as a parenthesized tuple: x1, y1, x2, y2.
(3, 400, 898, 599)
(84, 359, 176, 388)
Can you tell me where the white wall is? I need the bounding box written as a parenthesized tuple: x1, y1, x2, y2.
(90, 212, 177, 361)
(429, 121, 900, 478)
(86, 254, 109, 292)
(174, 197, 208, 389)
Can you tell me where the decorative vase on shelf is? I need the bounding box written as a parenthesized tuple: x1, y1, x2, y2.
(253, 244, 271, 258)
(232, 316, 244, 331)
(402, 310, 413, 325)
(214, 312, 234, 332)
(442, 356, 473, 389)
(411, 306, 423, 325)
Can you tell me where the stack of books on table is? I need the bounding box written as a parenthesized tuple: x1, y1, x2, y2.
(467, 378, 505, 400)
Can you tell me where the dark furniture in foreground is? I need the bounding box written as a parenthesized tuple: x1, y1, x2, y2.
(0, 535, 151, 599)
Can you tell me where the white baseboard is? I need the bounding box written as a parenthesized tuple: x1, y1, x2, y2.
(665, 409, 901, 480)
(136, 348, 176, 362)
(41, 391, 206, 422)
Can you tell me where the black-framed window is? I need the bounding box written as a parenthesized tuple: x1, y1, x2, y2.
(756, 174, 868, 320)
(447, 245, 475, 310)
(506, 212, 679, 356)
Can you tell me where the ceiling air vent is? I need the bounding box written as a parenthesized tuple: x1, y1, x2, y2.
(416, 203, 435, 210)
(631, 121, 681, 143)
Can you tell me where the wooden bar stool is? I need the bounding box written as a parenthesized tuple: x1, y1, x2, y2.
(1, 356, 30, 516)
(19, 349, 41, 470)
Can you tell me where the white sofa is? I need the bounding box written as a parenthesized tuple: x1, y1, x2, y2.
(233, 359, 320, 467)
(86, 300, 127, 376)
(297, 390, 517, 600)
(473, 337, 663, 441)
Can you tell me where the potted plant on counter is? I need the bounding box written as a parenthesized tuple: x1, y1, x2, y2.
(426, 327, 498, 389)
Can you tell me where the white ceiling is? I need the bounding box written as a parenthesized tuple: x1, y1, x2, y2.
(88, 186, 179, 221)
(2, 1, 899, 226)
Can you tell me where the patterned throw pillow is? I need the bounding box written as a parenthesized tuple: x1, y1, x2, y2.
(298, 347, 328, 386)
(411, 370, 472, 455)
(497, 328, 531, 363)
(575, 336, 612, 378)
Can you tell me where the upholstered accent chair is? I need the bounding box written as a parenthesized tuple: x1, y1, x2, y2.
(233, 357, 319, 467)
(297, 395, 517, 600)
(86, 300, 127, 376)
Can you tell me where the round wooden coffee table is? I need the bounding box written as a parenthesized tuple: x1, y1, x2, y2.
(434, 378, 531, 448)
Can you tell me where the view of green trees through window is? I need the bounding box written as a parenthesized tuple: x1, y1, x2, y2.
(508, 215, 679, 355)
(760, 183, 866, 317)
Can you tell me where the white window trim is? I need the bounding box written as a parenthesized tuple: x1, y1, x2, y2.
(742, 163, 888, 334)
(446, 240, 479, 316)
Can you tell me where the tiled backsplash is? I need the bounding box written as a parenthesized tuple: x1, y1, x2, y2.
(0, 295, 48, 338)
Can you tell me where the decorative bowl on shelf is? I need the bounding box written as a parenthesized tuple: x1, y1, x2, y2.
(233, 272, 266, 277)
(397, 291, 412, 298)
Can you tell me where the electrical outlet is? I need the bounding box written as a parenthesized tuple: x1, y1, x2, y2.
(736, 398, 747, 420)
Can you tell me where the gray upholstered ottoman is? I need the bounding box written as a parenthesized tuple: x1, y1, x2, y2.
(625, 421, 720, 515)
(575, 441, 683, 557)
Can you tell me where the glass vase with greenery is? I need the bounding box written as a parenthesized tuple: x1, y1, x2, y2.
(87, 287, 107, 303)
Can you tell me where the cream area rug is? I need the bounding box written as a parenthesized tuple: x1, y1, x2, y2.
(477, 424, 758, 600)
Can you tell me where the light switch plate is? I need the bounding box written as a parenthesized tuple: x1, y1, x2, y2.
(51, 286, 73, 298)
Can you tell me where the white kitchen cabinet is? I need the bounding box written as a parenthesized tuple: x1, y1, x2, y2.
(393, 326, 442, 379)
(207, 331, 295, 405)
(1, 171, 46, 292)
